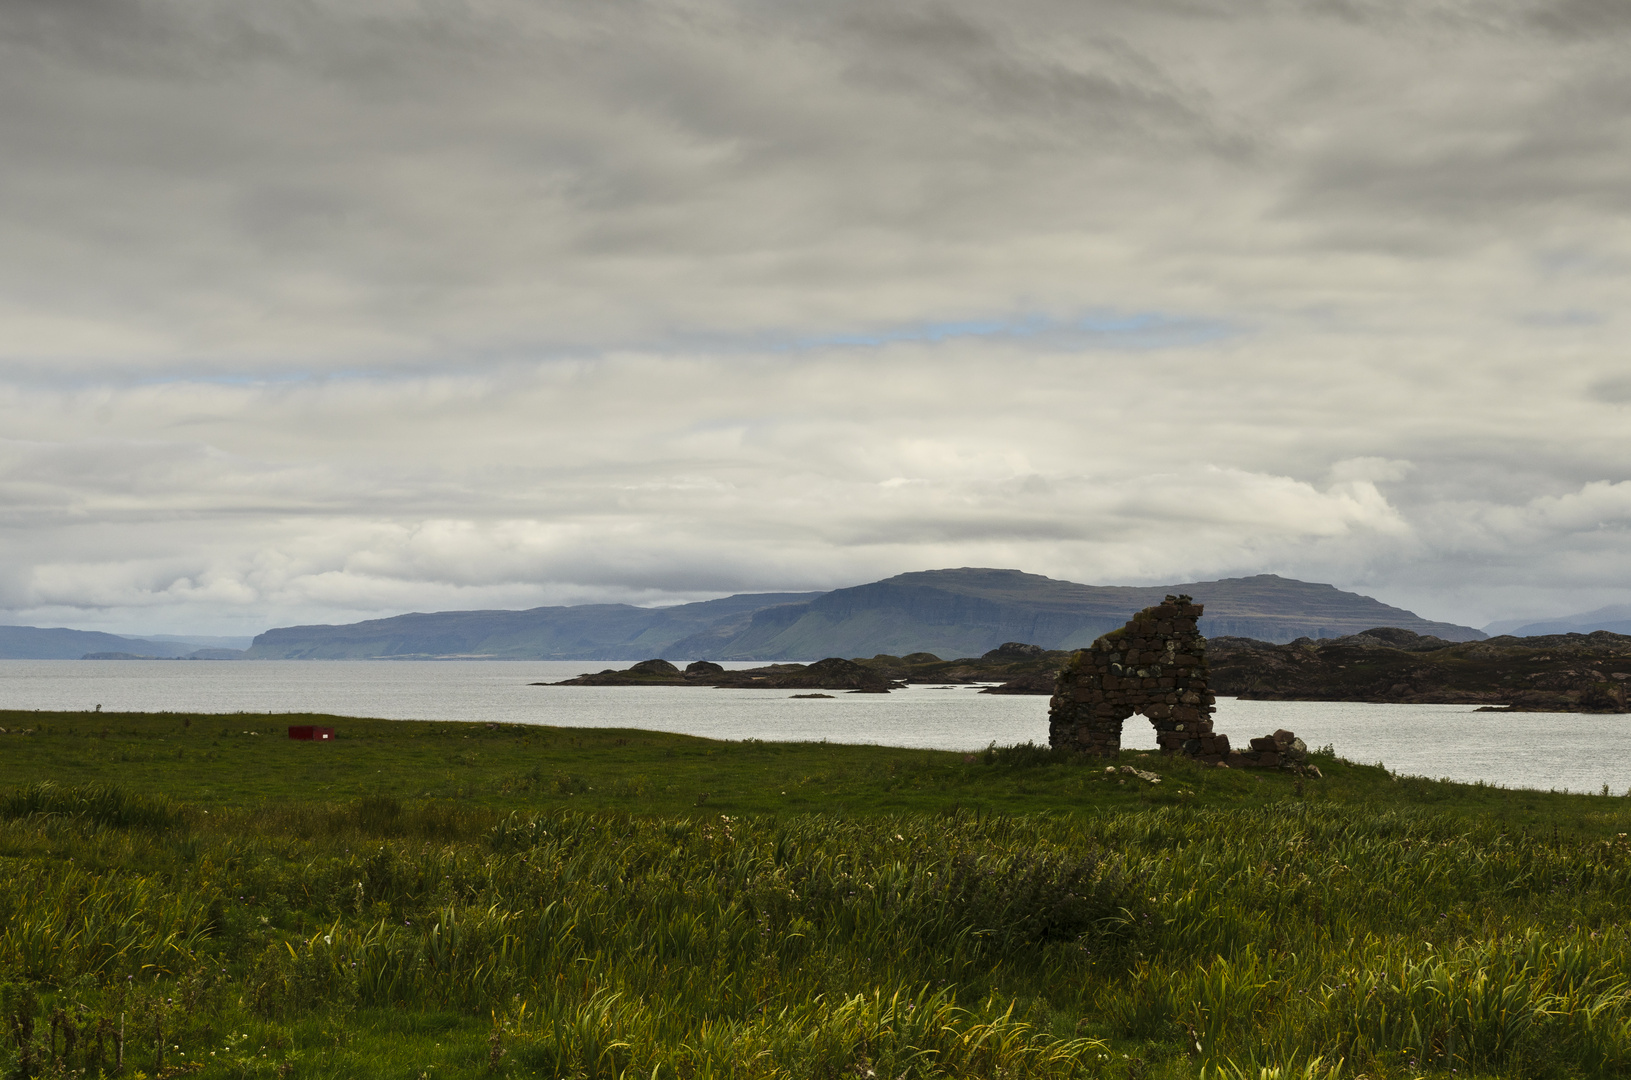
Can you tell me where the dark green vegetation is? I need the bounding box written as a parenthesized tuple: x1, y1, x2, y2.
(4, 711, 1631, 1079)
(242, 569, 1484, 661)
(1211, 627, 1631, 711)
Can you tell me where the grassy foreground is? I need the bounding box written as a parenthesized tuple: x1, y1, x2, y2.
(2, 712, 1631, 1079)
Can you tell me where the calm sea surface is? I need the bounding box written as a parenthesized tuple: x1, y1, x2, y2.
(1, 659, 1626, 794)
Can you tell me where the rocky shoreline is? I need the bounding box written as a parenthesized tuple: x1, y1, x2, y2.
(536, 629, 1631, 712)
(539, 642, 1070, 694)
(538, 657, 897, 692)
(1207, 628, 1631, 712)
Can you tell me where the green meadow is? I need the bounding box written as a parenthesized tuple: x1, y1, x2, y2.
(3, 710, 1631, 1079)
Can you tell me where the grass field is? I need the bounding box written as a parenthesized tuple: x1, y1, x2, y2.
(3, 710, 1631, 1079)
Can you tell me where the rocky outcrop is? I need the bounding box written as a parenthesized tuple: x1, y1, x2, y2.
(546, 659, 695, 685)
(629, 659, 681, 677)
(984, 641, 1046, 660)
(846, 645, 1073, 692)
(542, 656, 897, 692)
(1209, 628, 1631, 711)
(719, 657, 895, 692)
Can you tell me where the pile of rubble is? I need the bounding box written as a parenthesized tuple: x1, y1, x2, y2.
(1239, 729, 1312, 771)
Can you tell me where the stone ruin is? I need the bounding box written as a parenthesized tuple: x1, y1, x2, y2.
(1048, 595, 1311, 770)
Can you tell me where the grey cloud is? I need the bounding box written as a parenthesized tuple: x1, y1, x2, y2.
(0, 0, 1629, 633)
(1529, 0, 1631, 38)
(1588, 377, 1631, 405)
(832, 6, 1229, 148)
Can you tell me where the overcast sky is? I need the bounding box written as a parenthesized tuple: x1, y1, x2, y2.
(2, 0, 1629, 637)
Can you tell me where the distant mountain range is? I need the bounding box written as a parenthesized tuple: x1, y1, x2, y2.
(244, 591, 825, 661)
(242, 568, 1485, 660)
(0, 626, 243, 660)
(1483, 604, 1631, 638)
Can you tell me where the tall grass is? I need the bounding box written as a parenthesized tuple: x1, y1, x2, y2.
(1, 788, 1629, 1077)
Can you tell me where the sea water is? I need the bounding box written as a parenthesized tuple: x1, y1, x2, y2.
(0, 659, 1626, 794)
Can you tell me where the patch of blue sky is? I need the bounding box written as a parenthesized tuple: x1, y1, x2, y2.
(2, 309, 1236, 390)
(783, 310, 1235, 352)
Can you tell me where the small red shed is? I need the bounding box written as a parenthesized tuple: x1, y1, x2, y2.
(288, 725, 335, 741)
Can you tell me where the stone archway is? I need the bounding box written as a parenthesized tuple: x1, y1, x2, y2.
(1048, 595, 1228, 761)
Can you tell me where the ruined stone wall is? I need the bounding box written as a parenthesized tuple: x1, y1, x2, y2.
(1048, 595, 1227, 760)
(1049, 596, 1318, 769)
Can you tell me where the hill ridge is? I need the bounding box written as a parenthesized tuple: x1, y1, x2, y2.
(243, 569, 1483, 660)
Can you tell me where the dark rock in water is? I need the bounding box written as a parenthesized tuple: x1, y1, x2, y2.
(628, 658, 681, 677)
(983, 642, 1044, 661)
(852, 644, 1074, 692)
(790, 693, 833, 698)
(736, 656, 893, 692)
(543, 654, 897, 691)
(978, 671, 1057, 695)
(547, 659, 690, 685)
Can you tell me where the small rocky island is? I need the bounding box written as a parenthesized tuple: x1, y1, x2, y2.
(539, 657, 897, 692)
(538, 644, 1072, 693)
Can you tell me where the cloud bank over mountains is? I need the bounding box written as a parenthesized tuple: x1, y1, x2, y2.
(1, 0, 1629, 634)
